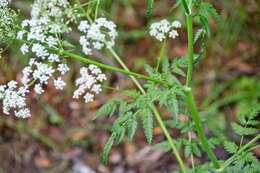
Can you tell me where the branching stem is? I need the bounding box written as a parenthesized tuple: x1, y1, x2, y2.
(60, 51, 168, 86)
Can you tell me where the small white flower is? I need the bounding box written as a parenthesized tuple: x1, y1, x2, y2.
(21, 66, 32, 85)
(73, 65, 106, 103)
(84, 92, 94, 103)
(57, 63, 69, 75)
(96, 74, 107, 82)
(33, 62, 55, 84)
(17, 31, 25, 39)
(78, 20, 90, 32)
(20, 44, 29, 55)
(0, 80, 30, 117)
(32, 43, 49, 58)
(169, 30, 179, 39)
(150, 19, 181, 41)
(54, 77, 66, 90)
(172, 21, 182, 28)
(0, 0, 9, 7)
(48, 54, 60, 62)
(91, 84, 102, 94)
(15, 108, 31, 118)
(46, 36, 57, 47)
(34, 83, 44, 94)
(78, 18, 118, 55)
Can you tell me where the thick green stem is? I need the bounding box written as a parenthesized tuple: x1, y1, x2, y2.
(185, 14, 194, 87)
(108, 48, 187, 173)
(61, 51, 168, 86)
(185, 88, 220, 168)
(181, 0, 190, 14)
(184, 13, 220, 168)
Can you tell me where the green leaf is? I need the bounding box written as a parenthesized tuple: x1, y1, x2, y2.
(115, 126, 125, 144)
(146, 0, 154, 17)
(94, 99, 119, 119)
(144, 64, 159, 77)
(199, 15, 211, 38)
(153, 141, 171, 152)
(102, 135, 114, 164)
(184, 144, 192, 158)
(231, 123, 259, 136)
(142, 108, 153, 144)
(127, 117, 138, 141)
(123, 90, 141, 99)
(224, 141, 238, 154)
(170, 94, 179, 124)
(199, 2, 221, 23)
(194, 28, 206, 44)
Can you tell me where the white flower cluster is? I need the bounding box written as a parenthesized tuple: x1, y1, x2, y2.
(0, 0, 9, 7)
(16, 0, 73, 95)
(0, 81, 30, 118)
(73, 65, 107, 103)
(149, 19, 181, 41)
(0, 0, 74, 118)
(17, 0, 74, 47)
(78, 18, 118, 55)
(0, 0, 16, 42)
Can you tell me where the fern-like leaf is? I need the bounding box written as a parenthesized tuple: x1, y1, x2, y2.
(224, 141, 238, 154)
(199, 2, 221, 23)
(231, 123, 258, 136)
(102, 135, 115, 164)
(127, 117, 138, 141)
(142, 108, 153, 144)
(94, 99, 119, 119)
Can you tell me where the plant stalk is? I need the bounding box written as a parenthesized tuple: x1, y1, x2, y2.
(185, 88, 220, 168)
(61, 51, 168, 86)
(156, 39, 167, 71)
(108, 48, 187, 173)
(185, 14, 194, 87)
(184, 13, 220, 168)
(94, 0, 100, 20)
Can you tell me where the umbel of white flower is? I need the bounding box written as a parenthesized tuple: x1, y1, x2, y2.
(0, 81, 30, 118)
(0, 0, 10, 7)
(149, 19, 181, 41)
(0, 0, 106, 118)
(73, 65, 107, 103)
(78, 18, 118, 55)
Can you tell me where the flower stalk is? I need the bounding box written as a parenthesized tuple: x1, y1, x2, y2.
(184, 10, 220, 168)
(62, 50, 168, 86)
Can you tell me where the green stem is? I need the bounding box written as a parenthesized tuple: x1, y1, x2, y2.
(184, 13, 220, 168)
(94, 0, 100, 20)
(156, 39, 167, 71)
(185, 88, 220, 168)
(217, 134, 260, 172)
(61, 51, 168, 86)
(108, 47, 146, 94)
(151, 106, 187, 173)
(181, 0, 190, 14)
(185, 14, 194, 87)
(108, 48, 187, 173)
